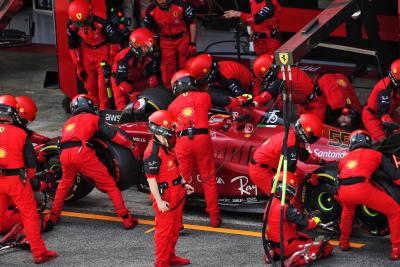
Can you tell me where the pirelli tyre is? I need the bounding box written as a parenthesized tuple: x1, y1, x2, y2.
(355, 177, 400, 236)
(303, 163, 342, 224)
(93, 138, 142, 191)
(119, 86, 174, 123)
(45, 156, 95, 202)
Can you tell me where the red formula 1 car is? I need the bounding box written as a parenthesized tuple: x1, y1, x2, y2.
(36, 87, 400, 237)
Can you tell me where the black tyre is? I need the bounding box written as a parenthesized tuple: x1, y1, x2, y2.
(355, 178, 400, 236)
(93, 139, 143, 191)
(45, 155, 94, 202)
(303, 179, 342, 223)
(119, 86, 174, 123)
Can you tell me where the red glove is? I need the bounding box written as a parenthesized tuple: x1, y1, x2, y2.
(227, 97, 241, 108)
(186, 43, 197, 57)
(130, 144, 141, 160)
(306, 217, 321, 229)
(43, 210, 60, 231)
(253, 91, 272, 107)
(237, 95, 249, 105)
(147, 75, 159, 88)
(394, 179, 400, 186)
(30, 131, 50, 145)
(307, 173, 320, 186)
(380, 114, 399, 129)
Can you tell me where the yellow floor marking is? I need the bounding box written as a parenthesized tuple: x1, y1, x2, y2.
(60, 211, 365, 248)
(145, 227, 155, 234)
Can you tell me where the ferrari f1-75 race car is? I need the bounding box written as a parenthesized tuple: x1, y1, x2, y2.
(36, 87, 400, 238)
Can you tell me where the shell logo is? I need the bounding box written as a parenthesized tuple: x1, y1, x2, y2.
(289, 179, 295, 186)
(305, 126, 311, 132)
(202, 68, 208, 74)
(163, 120, 169, 126)
(0, 127, 4, 133)
(261, 66, 266, 74)
(346, 160, 358, 169)
(182, 107, 193, 117)
(76, 13, 82, 21)
(393, 68, 398, 74)
(0, 148, 7, 159)
(337, 79, 347, 87)
(168, 160, 174, 168)
(346, 97, 352, 105)
(65, 123, 76, 132)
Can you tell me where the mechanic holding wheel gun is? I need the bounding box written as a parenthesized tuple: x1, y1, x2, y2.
(144, 0, 197, 88)
(223, 0, 282, 56)
(0, 95, 50, 144)
(144, 110, 194, 267)
(45, 94, 140, 230)
(265, 173, 333, 266)
(249, 114, 326, 205)
(0, 101, 57, 264)
(168, 70, 248, 227)
(337, 130, 400, 260)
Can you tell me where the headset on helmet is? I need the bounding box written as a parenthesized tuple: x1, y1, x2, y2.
(294, 114, 323, 144)
(0, 104, 20, 124)
(16, 96, 37, 123)
(275, 172, 298, 200)
(148, 110, 175, 138)
(68, 0, 93, 27)
(129, 28, 156, 59)
(389, 59, 400, 89)
(186, 54, 217, 83)
(348, 129, 372, 151)
(70, 94, 96, 115)
(171, 70, 199, 96)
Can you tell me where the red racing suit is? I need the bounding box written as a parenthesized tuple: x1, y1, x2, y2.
(249, 130, 321, 197)
(0, 123, 50, 258)
(51, 113, 135, 220)
(168, 91, 239, 223)
(111, 47, 159, 110)
(240, 0, 282, 55)
(266, 197, 333, 266)
(144, 0, 195, 87)
(67, 14, 121, 110)
(256, 67, 325, 117)
(338, 148, 400, 251)
(362, 77, 400, 141)
(315, 73, 362, 124)
(212, 60, 261, 96)
(144, 138, 186, 266)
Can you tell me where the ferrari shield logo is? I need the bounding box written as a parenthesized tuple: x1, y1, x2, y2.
(0, 126, 4, 133)
(0, 148, 7, 159)
(76, 13, 82, 21)
(278, 52, 289, 65)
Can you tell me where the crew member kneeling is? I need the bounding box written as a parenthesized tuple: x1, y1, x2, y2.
(266, 173, 333, 266)
(144, 110, 194, 267)
(337, 130, 400, 260)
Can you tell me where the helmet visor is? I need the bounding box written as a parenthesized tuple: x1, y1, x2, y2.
(149, 122, 175, 138)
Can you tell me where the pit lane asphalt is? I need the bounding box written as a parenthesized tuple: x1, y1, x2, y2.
(0, 51, 395, 267)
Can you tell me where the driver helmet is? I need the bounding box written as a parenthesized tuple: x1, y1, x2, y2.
(171, 70, 199, 96)
(294, 113, 323, 144)
(16, 96, 38, 123)
(348, 129, 372, 151)
(68, 0, 93, 27)
(70, 94, 96, 115)
(148, 110, 175, 138)
(389, 59, 400, 89)
(275, 172, 298, 200)
(185, 53, 217, 83)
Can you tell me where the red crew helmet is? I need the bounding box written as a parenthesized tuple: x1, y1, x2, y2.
(389, 59, 400, 89)
(348, 129, 372, 151)
(294, 114, 323, 144)
(0, 95, 18, 110)
(129, 28, 156, 57)
(16, 96, 37, 122)
(148, 110, 175, 138)
(185, 54, 217, 82)
(171, 70, 198, 96)
(252, 54, 275, 79)
(68, 0, 92, 27)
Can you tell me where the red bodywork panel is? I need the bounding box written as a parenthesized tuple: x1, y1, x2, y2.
(119, 106, 349, 201)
